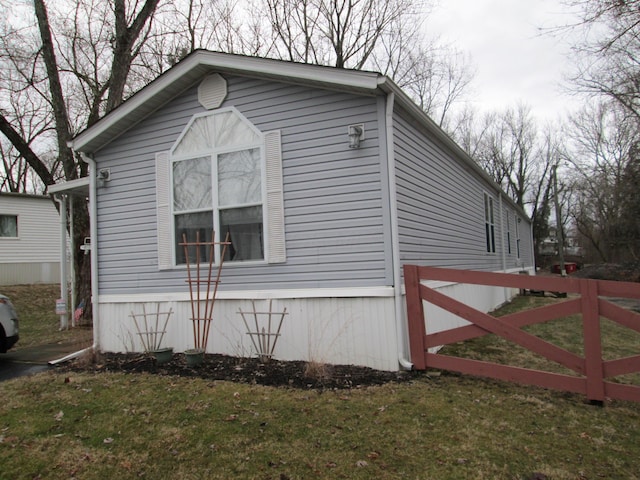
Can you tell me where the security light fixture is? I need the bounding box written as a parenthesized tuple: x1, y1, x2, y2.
(97, 168, 111, 187)
(348, 124, 364, 148)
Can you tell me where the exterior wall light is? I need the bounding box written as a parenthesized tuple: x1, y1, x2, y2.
(97, 168, 111, 187)
(348, 124, 364, 148)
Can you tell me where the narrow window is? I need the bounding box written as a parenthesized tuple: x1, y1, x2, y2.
(484, 193, 495, 253)
(0, 215, 17, 237)
(173, 156, 214, 264)
(218, 148, 263, 261)
(515, 213, 521, 258)
(506, 211, 512, 255)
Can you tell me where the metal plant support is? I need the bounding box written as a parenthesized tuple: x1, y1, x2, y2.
(180, 231, 230, 351)
(130, 303, 174, 352)
(238, 299, 288, 362)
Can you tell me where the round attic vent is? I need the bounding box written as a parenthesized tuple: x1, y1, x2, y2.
(198, 73, 227, 110)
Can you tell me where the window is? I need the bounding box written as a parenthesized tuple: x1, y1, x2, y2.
(506, 211, 512, 255)
(170, 108, 266, 265)
(0, 215, 17, 237)
(484, 193, 495, 253)
(515, 213, 521, 258)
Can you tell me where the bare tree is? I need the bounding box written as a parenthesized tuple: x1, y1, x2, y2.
(470, 104, 538, 208)
(569, 99, 640, 262)
(566, 100, 640, 262)
(453, 104, 560, 265)
(371, 13, 475, 128)
(565, 0, 640, 120)
(0, 89, 55, 193)
(258, 0, 420, 69)
(0, 0, 161, 319)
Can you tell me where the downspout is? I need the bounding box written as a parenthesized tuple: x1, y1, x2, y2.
(69, 198, 76, 327)
(81, 152, 99, 352)
(385, 91, 413, 371)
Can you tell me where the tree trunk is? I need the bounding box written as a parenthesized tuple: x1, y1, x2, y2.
(71, 197, 92, 324)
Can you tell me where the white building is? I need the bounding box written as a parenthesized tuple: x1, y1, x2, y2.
(0, 192, 60, 285)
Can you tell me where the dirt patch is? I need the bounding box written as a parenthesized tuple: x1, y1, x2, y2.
(57, 352, 419, 390)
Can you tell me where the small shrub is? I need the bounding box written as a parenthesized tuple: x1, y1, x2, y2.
(303, 360, 332, 381)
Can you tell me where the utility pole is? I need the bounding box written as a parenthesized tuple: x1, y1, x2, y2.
(552, 164, 566, 276)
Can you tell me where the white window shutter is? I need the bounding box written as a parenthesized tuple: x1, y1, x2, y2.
(264, 130, 286, 263)
(156, 151, 173, 270)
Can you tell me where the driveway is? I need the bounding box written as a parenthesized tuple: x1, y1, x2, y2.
(0, 341, 86, 382)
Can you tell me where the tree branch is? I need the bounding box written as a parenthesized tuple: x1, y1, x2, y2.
(0, 112, 55, 187)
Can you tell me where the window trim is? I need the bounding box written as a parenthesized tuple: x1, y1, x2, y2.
(154, 106, 289, 270)
(169, 109, 267, 267)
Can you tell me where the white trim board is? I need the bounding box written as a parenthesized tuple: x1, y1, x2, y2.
(99, 286, 395, 304)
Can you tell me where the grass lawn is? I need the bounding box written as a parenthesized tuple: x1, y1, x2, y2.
(1, 371, 639, 479)
(0, 292, 639, 479)
(1, 284, 92, 349)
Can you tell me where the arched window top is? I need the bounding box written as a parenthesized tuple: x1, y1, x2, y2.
(171, 108, 262, 157)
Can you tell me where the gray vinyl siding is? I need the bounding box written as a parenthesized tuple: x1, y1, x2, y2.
(95, 75, 391, 294)
(394, 106, 510, 272)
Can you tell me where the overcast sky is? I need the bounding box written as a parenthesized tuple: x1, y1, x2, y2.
(426, 0, 583, 122)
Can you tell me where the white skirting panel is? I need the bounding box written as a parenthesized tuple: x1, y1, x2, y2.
(420, 279, 521, 349)
(96, 274, 529, 371)
(97, 292, 400, 371)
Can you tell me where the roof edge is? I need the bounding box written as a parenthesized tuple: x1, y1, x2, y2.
(47, 176, 90, 195)
(70, 51, 382, 152)
(377, 77, 531, 221)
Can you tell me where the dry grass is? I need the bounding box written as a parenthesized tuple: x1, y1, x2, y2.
(0, 371, 638, 480)
(443, 295, 640, 385)
(303, 360, 332, 381)
(1, 284, 92, 349)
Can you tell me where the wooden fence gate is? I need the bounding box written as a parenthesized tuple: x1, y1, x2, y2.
(404, 265, 640, 403)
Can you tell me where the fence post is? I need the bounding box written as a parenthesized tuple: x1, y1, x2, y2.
(581, 279, 605, 403)
(403, 264, 427, 370)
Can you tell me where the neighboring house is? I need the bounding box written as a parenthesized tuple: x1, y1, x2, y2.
(0, 192, 60, 285)
(65, 51, 535, 371)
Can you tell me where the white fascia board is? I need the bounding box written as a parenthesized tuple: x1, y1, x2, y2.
(70, 51, 381, 153)
(196, 51, 381, 90)
(99, 286, 395, 304)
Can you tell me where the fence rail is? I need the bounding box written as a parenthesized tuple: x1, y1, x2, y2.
(403, 265, 640, 403)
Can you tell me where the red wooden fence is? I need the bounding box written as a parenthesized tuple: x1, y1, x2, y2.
(403, 265, 640, 403)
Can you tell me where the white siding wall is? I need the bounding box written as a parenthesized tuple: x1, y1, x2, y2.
(0, 194, 60, 285)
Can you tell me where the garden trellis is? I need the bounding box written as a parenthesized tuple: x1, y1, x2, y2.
(180, 231, 230, 351)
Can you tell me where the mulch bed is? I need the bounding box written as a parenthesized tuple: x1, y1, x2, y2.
(59, 352, 420, 390)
